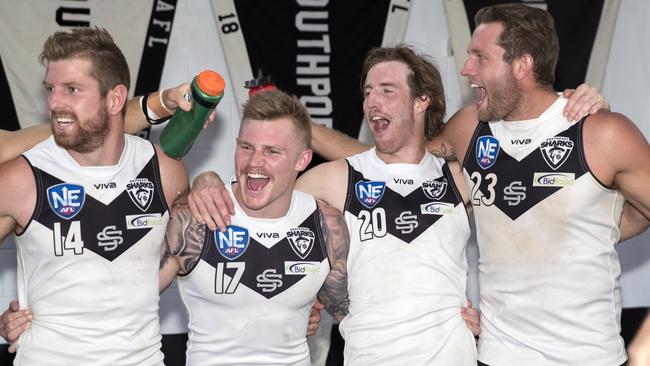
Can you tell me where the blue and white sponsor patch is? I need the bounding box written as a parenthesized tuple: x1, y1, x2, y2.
(125, 213, 163, 229)
(476, 135, 500, 169)
(420, 202, 454, 215)
(47, 183, 85, 220)
(284, 261, 321, 275)
(215, 225, 249, 260)
(532, 172, 575, 187)
(355, 180, 385, 209)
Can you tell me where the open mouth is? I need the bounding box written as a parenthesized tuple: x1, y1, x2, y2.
(370, 115, 390, 134)
(470, 83, 487, 108)
(246, 172, 270, 192)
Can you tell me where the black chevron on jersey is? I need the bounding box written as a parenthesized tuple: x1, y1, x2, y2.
(463, 119, 588, 220)
(33, 161, 166, 261)
(345, 163, 463, 244)
(202, 213, 327, 299)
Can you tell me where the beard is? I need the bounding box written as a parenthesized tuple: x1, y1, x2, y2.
(52, 103, 110, 153)
(478, 70, 521, 122)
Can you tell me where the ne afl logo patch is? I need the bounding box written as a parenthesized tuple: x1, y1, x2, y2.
(355, 181, 385, 209)
(126, 178, 154, 212)
(476, 136, 500, 169)
(47, 183, 85, 219)
(215, 225, 250, 260)
(539, 136, 574, 170)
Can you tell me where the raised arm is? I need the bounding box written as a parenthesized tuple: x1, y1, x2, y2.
(315, 200, 350, 322)
(0, 83, 194, 164)
(0, 125, 50, 163)
(311, 122, 371, 161)
(124, 83, 192, 134)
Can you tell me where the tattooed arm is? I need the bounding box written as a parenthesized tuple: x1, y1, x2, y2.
(316, 200, 350, 322)
(159, 203, 208, 292)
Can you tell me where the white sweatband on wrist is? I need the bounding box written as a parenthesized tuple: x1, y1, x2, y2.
(158, 89, 174, 115)
(140, 93, 169, 125)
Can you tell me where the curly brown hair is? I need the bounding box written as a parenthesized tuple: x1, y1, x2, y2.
(360, 46, 446, 140)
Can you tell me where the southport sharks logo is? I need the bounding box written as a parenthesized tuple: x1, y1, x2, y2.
(540, 136, 573, 170)
(422, 178, 447, 200)
(287, 227, 315, 259)
(126, 178, 154, 212)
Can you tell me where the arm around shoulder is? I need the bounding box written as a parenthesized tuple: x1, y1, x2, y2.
(0, 125, 51, 164)
(428, 104, 478, 163)
(316, 199, 350, 321)
(311, 122, 371, 161)
(296, 159, 349, 212)
(159, 204, 206, 291)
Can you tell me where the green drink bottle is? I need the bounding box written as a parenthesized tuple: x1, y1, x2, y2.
(160, 70, 225, 159)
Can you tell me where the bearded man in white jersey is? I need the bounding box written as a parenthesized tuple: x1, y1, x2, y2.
(0, 28, 188, 365)
(440, 5, 649, 365)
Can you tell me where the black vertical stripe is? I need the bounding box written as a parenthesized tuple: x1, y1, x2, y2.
(234, 0, 390, 167)
(0, 55, 20, 131)
(134, 0, 178, 95)
(133, 0, 179, 140)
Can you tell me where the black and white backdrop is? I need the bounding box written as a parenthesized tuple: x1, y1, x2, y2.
(0, 1, 647, 365)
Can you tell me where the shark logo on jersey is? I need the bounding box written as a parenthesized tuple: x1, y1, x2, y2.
(540, 136, 574, 170)
(355, 180, 385, 209)
(422, 178, 447, 200)
(476, 136, 500, 169)
(287, 227, 315, 259)
(126, 178, 154, 212)
(215, 225, 250, 260)
(47, 183, 85, 219)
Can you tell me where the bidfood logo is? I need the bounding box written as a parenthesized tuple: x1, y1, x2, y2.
(532, 173, 575, 187)
(126, 213, 163, 229)
(420, 202, 454, 215)
(284, 261, 321, 275)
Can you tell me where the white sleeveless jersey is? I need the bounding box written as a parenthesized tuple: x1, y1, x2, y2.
(463, 97, 626, 366)
(339, 148, 475, 365)
(14, 135, 168, 366)
(177, 185, 330, 366)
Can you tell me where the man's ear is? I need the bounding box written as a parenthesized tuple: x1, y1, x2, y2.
(107, 84, 128, 116)
(513, 53, 534, 81)
(295, 149, 313, 172)
(414, 95, 430, 115)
